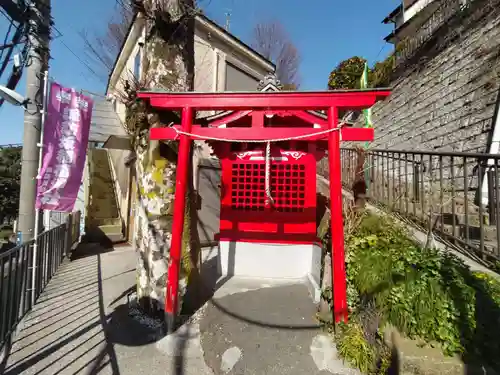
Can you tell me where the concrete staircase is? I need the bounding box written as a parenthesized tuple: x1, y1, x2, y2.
(86, 148, 125, 243)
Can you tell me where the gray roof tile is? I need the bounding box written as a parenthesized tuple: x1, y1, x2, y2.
(89, 100, 126, 142)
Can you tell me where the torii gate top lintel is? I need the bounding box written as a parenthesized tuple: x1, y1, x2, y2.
(136, 89, 391, 111)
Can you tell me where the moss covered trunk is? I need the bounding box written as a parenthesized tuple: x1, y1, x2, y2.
(131, 0, 197, 315)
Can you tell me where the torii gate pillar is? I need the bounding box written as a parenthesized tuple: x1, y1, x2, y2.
(328, 106, 347, 322)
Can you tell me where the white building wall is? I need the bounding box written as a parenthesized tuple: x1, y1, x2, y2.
(403, 0, 436, 23)
(194, 34, 216, 93)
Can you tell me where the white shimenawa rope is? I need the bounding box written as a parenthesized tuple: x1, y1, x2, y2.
(265, 141, 274, 206)
(172, 126, 342, 143)
(172, 117, 350, 206)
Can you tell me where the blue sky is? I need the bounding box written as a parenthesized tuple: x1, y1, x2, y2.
(0, 0, 399, 144)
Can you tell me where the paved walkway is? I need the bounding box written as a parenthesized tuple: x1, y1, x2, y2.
(2, 243, 358, 375)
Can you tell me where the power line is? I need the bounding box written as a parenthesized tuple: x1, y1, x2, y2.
(0, 4, 19, 72)
(0, 15, 14, 60)
(0, 6, 13, 22)
(53, 33, 101, 80)
(374, 43, 389, 62)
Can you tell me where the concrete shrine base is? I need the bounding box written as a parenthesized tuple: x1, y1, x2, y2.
(217, 240, 322, 303)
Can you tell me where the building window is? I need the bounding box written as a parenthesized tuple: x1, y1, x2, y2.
(225, 62, 259, 92)
(133, 52, 141, 79)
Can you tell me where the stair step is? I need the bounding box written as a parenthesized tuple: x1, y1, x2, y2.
(88, 148, 123, 239)
(82, 230, 124, 244)
(88, 217, 122, 226)
(105, 232, 126, 242)
(97, 224, 122, 233)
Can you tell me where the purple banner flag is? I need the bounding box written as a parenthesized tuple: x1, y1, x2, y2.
(36, 82, 93, 212)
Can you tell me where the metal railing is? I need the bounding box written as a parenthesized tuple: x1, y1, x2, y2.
(337, 149, 500, 263)
(0, 211, 81, 354)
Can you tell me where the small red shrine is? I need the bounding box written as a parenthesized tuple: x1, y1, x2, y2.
(137, 77, 390, 333)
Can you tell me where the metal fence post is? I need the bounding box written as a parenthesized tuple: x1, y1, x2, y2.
(65, 214, 72, 258)
(487, 169, 497, 225)
(413, 163, 420, 203)
(76, 211, 81, 241)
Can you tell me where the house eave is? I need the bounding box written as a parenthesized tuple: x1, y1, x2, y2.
(384, 31, 396, 44)
(106, 12, 145, 96)
(382, 4, 403, 24)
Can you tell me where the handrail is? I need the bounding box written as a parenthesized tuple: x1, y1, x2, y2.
(350, 148, 500, 160)
(338, 148, 500, 266)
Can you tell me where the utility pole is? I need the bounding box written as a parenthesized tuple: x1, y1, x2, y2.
(18, 0, 51, 242)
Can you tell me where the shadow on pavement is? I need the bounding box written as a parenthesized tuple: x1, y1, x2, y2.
(83, 254, 120, 375)
(0, 243, 154, 375)
(70, 242, 114, 261)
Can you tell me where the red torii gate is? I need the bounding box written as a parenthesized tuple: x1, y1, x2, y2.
(137, 89, 390, 333)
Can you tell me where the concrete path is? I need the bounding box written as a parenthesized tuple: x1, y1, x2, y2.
(2, 243, 358, 375)
(201, 283, 344, 375)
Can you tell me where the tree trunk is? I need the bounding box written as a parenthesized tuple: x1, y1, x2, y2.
(132, 0, 197, 316)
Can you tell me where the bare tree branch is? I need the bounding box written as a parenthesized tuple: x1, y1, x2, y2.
(251, 20, 301, 88)
(80, 1, 134, 83)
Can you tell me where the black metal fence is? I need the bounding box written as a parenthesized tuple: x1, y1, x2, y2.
(0, 211, 81, 354)
(336, 149, 500, 263)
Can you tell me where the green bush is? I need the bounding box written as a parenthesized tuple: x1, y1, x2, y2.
(336, 321, 377, 374)
(333, 212, 500, 372)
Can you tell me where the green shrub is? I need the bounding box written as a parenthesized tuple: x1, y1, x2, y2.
(336, 321, 377, 374)
(333, 212, 500, 372)
(336, 317, 393, 375)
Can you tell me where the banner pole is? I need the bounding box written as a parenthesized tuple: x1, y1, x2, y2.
(32, 70, 49, 305)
